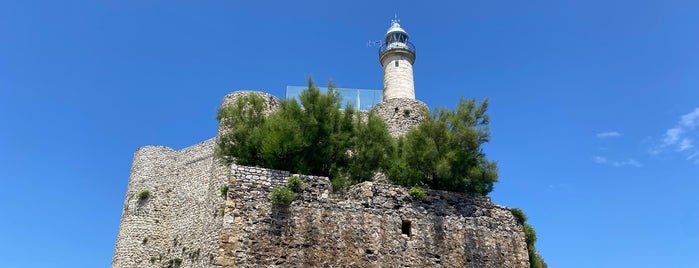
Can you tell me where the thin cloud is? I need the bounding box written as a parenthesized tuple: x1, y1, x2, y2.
(662, 127, 683, 145)
(652, 108, 699, 162)
(593, 156, 641, 167)
(688, 152, 699, 165)
(613, 159, 642, 168)
(593, 156, 608, 164)
(680, 108, 699, 129)
(613, 158, 643, 167)
(679, 138, 693, 152)
(596, 131, 621, 138)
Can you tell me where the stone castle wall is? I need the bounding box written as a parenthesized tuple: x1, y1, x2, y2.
(217, 165, 529, 267)
(112, 139, 226, 268)
(113, 90, 527, 268)
(371, 98, 429, 138)
(113, 90, 282, 268)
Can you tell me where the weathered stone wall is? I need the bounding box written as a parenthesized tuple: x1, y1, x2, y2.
(112, 140, 225, 268)
(113, 90, 282, 268)
(113, 146, 177, 267)
(371, 98, 429, 138)
(114, 90, 529, 268)
(220, 90, 281, 115)
(217, 165, 529, 268)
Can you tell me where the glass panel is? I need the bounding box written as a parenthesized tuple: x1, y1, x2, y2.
(286, 86, 383, 111)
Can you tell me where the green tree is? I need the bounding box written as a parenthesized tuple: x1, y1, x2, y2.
(343, 111, 394, 183)
(389, 98, 498, 195)
(259, 78, 350, 176)
(215, 93, 269, 166)
(216, 77, 394, 190)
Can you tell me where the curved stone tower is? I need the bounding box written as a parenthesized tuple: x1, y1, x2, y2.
(112, 90, 281, 268)
(371, 98, 428, 138)
(379, 19, 416, 100)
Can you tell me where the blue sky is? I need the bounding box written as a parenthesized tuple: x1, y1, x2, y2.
(1, 1, 698, 267)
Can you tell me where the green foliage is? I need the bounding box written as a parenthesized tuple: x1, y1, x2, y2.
(270, 186, 297, 206)
(215, 92, 269, 166)
(217, 207, 225, 217)
(409, 186, 427, 200)
(287, 175, 304, 193)
(342, 111, 394, 185)
(403, 109, 411, 116)
(215, 77, 497, 196)
(528, 245, 547, 268)
(510, 208, 528, 224)
(514, 208, 547, 268)
(388, 98, 498, 195)
(220, 185, 229, 198)
(330, 176, 353, 192)
(137, 190, 151, 201)
(523, 223, 537, 245)
(216, 77, 394, 190)
(259, 79, 347, 176)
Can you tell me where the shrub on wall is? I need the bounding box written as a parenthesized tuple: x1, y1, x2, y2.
(220, 185, 229, 198)
(510, 208, 548, 268)
(510, 208, 528, 224)
(388, 98, 498, 195)
(409, 186, 427, 200)
(270, 186, 297, 206)
(137, 190, 151, 201)
(287, 175, 304, 193)
(216, 77, 498, 196)
(215, 92, 269, 166)
(216, 77, 394, 189)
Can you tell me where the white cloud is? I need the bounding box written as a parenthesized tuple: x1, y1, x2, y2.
(596, 131, 621, 138)
(652, 108, 699, 163)
(593, 156, 608, 164)
(662, 127, 683, 145)
(613, 159, 642, 168)
(679, 138, 693, 152)
(680, 108, 699, 129)
(688, 152, 699, 165)
(593, 156, 641, 167)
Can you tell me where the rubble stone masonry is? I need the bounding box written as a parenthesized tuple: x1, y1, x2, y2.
(112, 91, 529, 267)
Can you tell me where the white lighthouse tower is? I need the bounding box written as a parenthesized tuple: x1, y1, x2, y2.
(379, 18, 416, 100)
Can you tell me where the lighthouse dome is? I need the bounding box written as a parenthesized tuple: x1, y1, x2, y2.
(385, 21, 409, 38)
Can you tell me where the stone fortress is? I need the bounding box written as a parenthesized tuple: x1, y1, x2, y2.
(113, 20, 530, 267)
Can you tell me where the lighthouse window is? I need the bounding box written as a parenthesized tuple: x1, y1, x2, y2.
(395, 60, 399, 67)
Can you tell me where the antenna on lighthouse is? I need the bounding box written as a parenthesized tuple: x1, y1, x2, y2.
(366, 40, 382, 47)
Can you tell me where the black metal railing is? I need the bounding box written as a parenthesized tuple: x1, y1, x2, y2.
(379, 41, 416, 55)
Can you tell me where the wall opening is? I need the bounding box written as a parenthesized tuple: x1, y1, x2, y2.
(402, 219, 412, 236)
(395, 60, 400, 67)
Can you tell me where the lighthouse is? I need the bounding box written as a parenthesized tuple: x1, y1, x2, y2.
(379, 19, 416, 100)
